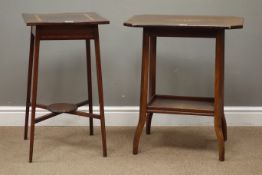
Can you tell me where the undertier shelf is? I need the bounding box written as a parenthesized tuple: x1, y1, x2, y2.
(147, 95, 214, 116)
(47, 103, 78, 113)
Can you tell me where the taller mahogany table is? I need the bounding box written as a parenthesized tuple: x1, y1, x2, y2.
(22, 12, 109, 162)
(124, 15, 244, 161)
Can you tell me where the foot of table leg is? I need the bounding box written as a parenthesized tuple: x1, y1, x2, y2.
(214, 115, 225, 161)
(146, 113, 153, 135)
(133, 113, 147, 154)
(89, 118, 94, 136)
(100, 116, 107, 157)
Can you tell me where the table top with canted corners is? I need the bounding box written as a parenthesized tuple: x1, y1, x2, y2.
(124, 15, 244, 29)
(22, 12, 110, 26)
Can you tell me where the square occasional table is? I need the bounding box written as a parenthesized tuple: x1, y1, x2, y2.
(23, 12, 109, 162)
(124, 15, 244, 161)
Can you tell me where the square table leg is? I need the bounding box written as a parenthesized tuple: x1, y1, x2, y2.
(94, 30, 107, 157)
(86, 39, 94, 136)
(24, 31, 34, 140)
(29, 35, 40, 163)
(146, 36, 157, 135)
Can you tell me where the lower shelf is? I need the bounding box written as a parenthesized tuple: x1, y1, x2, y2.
(147, 95, 214, 116)
(47, 103, 78, 113)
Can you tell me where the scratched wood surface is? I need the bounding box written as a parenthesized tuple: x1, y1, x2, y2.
(22, 12, 110, 26)
(124, 15, 244, 29)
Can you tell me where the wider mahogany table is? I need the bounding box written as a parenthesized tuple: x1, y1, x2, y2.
(22, 12, 109, 162)
(124, 15, 244, 161)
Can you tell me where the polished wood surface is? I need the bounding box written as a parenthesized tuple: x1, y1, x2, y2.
(86, 40, 94, 136)
(23, 13, 108, 162)
(23, 12, 109, 26)
(94, 30, 107, 157)
(146, 36, 156, 135)
(133, 30, 150, 155)
(214, 30, 226, 160)
(124, 15, 244, 29)
(147, 95, 214, 116)
(24, 32, 34, 140)
(29, 30, 40, 163)
(47, 103, 78, 113)
(126, 15, 243, 161)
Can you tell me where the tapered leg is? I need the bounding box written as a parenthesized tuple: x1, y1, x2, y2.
(146, 36, 157, 135)
(86, 40, 94, 136)
(29, 36, 40, 163)
(214, 30, 225, 161)
(94, 30, 107, 157)
(24, 32, 35, 140)
(133, 29, 150, 154)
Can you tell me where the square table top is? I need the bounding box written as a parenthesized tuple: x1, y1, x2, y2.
(124, 15, 244, 29)
(22, 12, 110, 26)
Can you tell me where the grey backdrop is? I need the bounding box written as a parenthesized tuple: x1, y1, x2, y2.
(0, 0, 261, 106)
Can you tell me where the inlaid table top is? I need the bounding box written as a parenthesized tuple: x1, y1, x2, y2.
(124, 15, 244, 29)
(22, 12, 110, 26)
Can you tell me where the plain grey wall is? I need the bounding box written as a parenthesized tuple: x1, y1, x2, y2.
(0, 0, 261, 106)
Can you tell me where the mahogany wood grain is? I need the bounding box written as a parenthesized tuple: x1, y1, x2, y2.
(94, 30, 107, 157)
(24, 32, 34, 140)
(147, 95, 214, 116)
(214, 30, 225, 161)
(146, 36, 157, 135)
(33, 25, 98, 40)
(86, 40, 94, 136)
(133, 30, 150, 155)
(29, 35, 40, 163)
(124, 15, 243, 29)
(34, 113, 59, 124)
(23, 12, 109, 26)
(47, 103, 78, 113)
(125, 15, 243, 161)
(23, 12, 109, 162)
